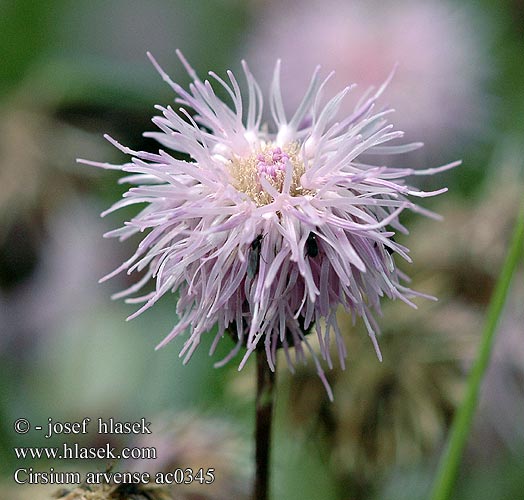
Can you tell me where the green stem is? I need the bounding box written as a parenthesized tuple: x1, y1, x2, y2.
(253, 349, 276, 500)
(430, 205, 524, 500)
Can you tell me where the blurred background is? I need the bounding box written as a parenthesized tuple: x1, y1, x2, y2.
(0, 0, 523, 499)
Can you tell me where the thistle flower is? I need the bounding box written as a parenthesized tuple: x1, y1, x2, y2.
(81, 52, 458, 398)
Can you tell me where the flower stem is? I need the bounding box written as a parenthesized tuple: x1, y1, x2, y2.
(429, 205, 524, 500)
(254, 349, 276, 500)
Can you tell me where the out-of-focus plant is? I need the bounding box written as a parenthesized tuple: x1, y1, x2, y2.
(245, 0, 492, 161)
(129, 412, 251, 500)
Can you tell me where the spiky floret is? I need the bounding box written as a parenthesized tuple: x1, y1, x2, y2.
(80, 51, 459, 399)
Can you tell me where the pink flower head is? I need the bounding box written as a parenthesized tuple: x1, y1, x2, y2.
(81, 52, 458, 399)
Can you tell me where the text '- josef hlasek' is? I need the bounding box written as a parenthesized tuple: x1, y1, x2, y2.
(13, 417, 151, 439)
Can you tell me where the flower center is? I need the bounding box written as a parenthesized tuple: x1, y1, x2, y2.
(228, 143, 311, 206)
(256, 147, 289, 180)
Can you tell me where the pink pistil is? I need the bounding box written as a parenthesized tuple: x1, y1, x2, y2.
(256, 147, 289, 180)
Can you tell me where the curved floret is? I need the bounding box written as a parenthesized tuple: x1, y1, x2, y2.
(80, 51, 459, 399)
